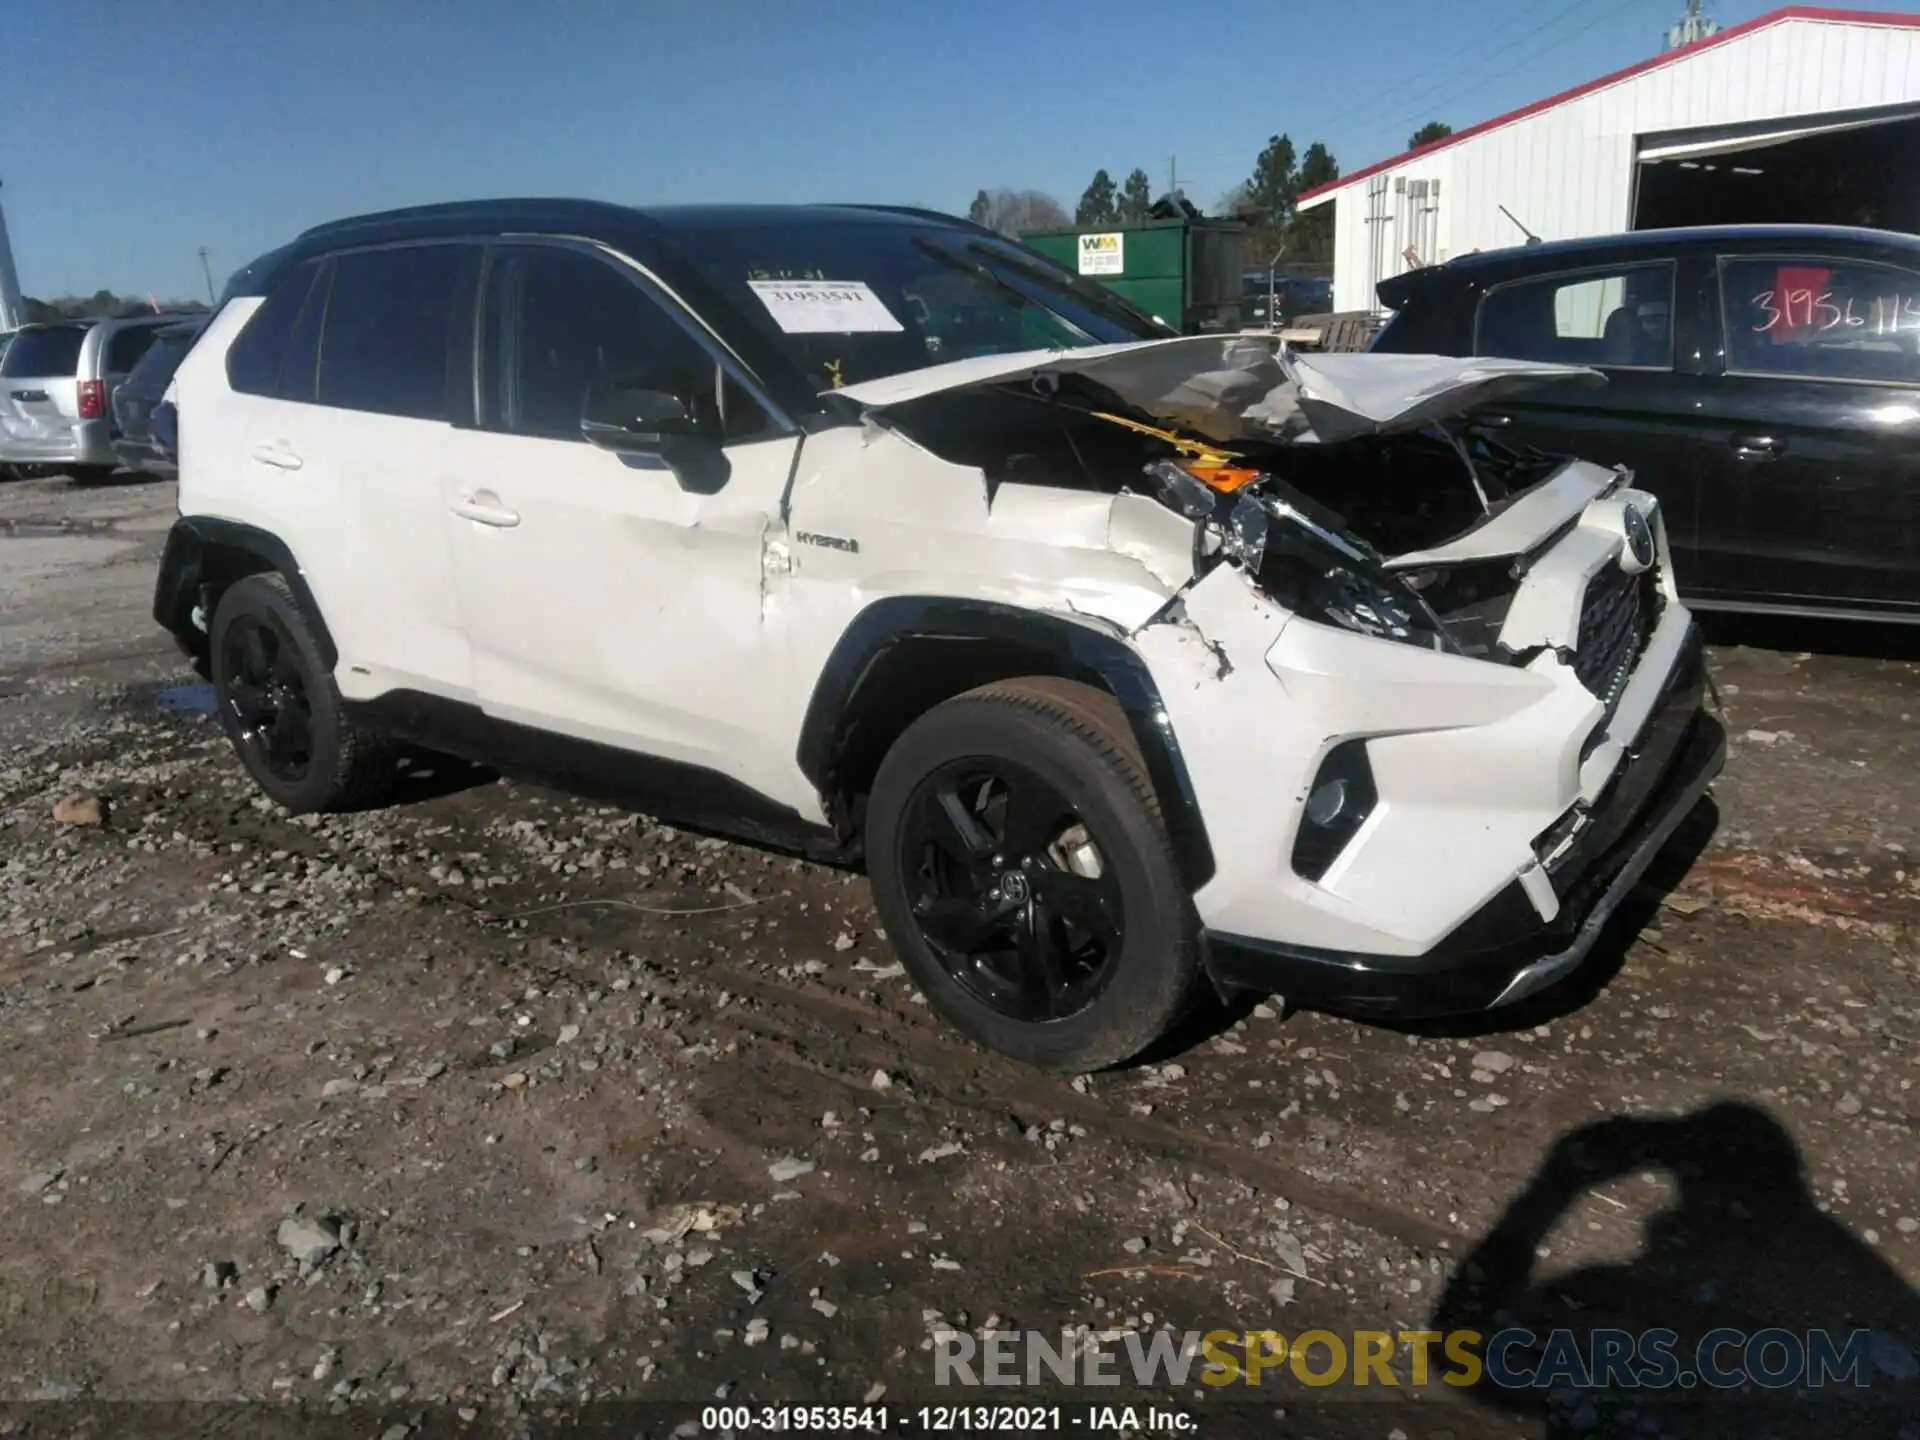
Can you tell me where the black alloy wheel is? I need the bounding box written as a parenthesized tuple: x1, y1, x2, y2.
(208, 572, 396, 813)
(219, 611, 316, 784)
(898, 759, 1126, 1024)
(864, 677, 1201, 1070)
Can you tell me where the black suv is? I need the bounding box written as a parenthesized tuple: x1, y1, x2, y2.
(112, 318, 203, 478)
(1370, 225, 1920, 624)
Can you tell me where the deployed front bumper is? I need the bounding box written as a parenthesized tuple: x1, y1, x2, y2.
(1203, 628, 1723, 1016)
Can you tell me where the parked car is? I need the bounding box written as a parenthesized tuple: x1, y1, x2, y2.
(1370, 225, 1920, 624)
(155, 200, 1720, 1068)
(111, 318, 204, 476)
(0, 314, 186, 479)
(1242, 273, 1333, 328)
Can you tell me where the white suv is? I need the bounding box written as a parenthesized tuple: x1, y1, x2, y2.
(156, 201, 1723, 1070)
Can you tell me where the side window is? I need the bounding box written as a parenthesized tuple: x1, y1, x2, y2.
(226, 262, 323, 398)
(1475, 262, 1674, 369)
(481, 245, 768, 442)
(317, 245, 470, 420)
(1721, 257, 1920, 385)
(107, 325, 163, 373)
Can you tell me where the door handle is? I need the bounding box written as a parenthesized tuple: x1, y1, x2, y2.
(449, 493, 521, 528)
(1730, 434, 1784, 460)
(1474, 412, 1514, 428)
(249, 442, 303, 471)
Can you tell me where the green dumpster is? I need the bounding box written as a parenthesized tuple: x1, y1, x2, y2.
(1023, 217, 1246, 334)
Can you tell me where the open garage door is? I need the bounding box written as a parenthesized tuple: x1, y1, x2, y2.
(1632, 101, 1920, 234)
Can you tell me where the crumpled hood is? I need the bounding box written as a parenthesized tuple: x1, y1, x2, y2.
(832, 334, 1603, 445)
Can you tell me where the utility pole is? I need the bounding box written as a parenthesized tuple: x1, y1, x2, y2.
(198, 247, 216, 306)
(1168, 156, 1178, 200)
(0, 178, 25, 332)
(1665, 0, 1717, 50)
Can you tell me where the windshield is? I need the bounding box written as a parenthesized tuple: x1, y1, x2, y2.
(669, 217, 1168, 391)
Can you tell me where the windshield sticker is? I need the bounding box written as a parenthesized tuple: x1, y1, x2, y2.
(747, 279, 904, 334)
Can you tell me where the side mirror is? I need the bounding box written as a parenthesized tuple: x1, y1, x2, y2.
(580, 382, 696, 453)
(580, 379, 729, 493)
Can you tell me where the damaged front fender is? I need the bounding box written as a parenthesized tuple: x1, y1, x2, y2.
(792, 594, 1218, 890)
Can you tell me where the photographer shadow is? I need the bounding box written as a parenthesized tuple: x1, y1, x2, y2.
(1430, 1102, 1920, 1437)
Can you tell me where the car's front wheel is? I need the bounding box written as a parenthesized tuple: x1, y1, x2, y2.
(866, 678, 1202, 1070)
(210, 574, 396, 813)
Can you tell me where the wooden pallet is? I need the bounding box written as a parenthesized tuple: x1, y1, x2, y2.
(1279, 311, 1382, 353)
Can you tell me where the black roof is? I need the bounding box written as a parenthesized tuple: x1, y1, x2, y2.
(1456, 224, 1917, 269)
(293, 198, 978, 249)
(1378, 223, 1920, 307)
(228, 198, 1004, 421)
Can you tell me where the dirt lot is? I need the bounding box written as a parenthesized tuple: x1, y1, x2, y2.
(1, 472, 1916, 1439)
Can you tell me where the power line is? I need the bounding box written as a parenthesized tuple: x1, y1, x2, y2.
(1307, 0, 1587, 144)
(1354, 0, 1669, 154)
(1162, 0, 1580, 175)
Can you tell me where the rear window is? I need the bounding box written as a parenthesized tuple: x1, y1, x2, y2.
(0, 327, 87, 377)
(126, 325, 201, 387)
(107, 323, 167, 372)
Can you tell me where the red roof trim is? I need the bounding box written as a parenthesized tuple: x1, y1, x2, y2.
(1296, 5, 1920, 206)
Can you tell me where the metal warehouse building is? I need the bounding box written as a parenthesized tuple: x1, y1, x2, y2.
(1298, 5, 1920, 314)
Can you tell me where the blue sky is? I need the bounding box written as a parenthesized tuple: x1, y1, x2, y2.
(4, 0, 1911, 299)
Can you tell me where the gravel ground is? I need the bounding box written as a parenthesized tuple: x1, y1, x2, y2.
(1, 472, 1916, 1439)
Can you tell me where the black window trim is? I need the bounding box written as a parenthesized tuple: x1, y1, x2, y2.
(278, 258, 331, 402)
(472, 235, 798, 441)
(1473, 258, 1680, 373)
(1714, 250, 1920, 392)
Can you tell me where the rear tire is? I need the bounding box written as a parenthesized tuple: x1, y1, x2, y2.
(210, 574, 397, 813)
(866, 677, 1201, 1070)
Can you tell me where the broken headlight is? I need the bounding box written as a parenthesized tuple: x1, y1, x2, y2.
(1243, 496, 1460, 654)
(1140, 459, 1461, 654)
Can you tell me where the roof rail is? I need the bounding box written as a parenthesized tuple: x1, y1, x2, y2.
(820, 203, 1001, 240)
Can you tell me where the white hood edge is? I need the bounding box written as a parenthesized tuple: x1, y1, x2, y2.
(829, 337, 1190, 407)
(829, 336, 1604, 446)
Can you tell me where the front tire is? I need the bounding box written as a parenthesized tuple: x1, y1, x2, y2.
(210, 573, 396, 812)
(866, 678, 1201, 1070)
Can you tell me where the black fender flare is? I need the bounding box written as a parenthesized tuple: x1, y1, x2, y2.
(796, 596, 1215, 892)
(153, 517, 338, 670)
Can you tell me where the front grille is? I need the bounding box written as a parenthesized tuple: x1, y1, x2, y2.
(1574, 563, 1658, 711)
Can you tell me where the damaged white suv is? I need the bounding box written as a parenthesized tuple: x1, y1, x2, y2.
(156, 201, 1723, 1070)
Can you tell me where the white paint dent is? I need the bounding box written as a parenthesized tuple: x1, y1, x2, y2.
(1105, 491, 1196, 591)
(1386, 459, 1615, 568)
(779, 423, 1182, 638)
